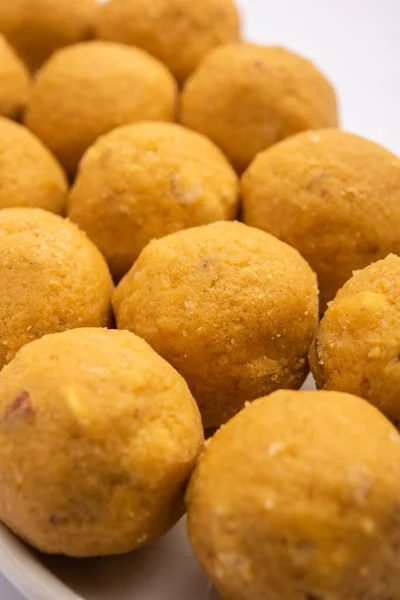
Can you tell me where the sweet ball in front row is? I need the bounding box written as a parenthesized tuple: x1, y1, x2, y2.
(0, 328, 203, 557)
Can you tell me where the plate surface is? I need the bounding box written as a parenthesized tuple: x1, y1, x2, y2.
(0, 376, 316, 600)
(0, 518, 219, 600)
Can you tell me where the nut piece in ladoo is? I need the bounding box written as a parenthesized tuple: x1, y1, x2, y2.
(242, 129, 400, 309)
(187, 390, 400, 600)
(0, 117, 67, 213)
(0, 328, 203, 557)
(68, 121, 239, 280)
(181, 43, 338, 172)
(310, 254, 400, 425)
(0, 208, 113, 370)
(113, 221, 318, 428)
(0, 0, 99, 72)
(0, 35, 30, 120)
(25, 41, 177, 176)
(97, 0, 241, 84)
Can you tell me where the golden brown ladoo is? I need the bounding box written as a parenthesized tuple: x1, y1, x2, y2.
(187, 389, 400, 600)
(242, 128, 400, 309)
(0, 117, 67, 213)
(68, 122, 239, 280)
(0, 328, 203, 557)
(0, 35, 30, 120)
(181, 43, 338, 173)
(97, 0, 241, 84)
(0, 0, 98, 72)
(25, 41, 177, 176)
(113, 221, 318, 428)
(0, 208, 113, 371)
(310, 254, 400, 424)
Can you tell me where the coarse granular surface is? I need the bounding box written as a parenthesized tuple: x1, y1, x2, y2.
(25, 41, 177, 176)
(0, 0, 99, 72)
(68, 121, 239, 280)
(97, 0, 241, 84)
(0, 328, 203, 556)
(187, 389, 400, 600)
(0, 35, 30, 120)
(113, 221, 318, 428)
(310, 254, 400, 425)
(0, 117, 67, 213)
(0, 208, 113, 370)
(181, 44, 338, 173)
(242, 129, 400, 310)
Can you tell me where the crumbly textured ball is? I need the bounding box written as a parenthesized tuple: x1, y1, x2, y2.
(0, 209, 113, 370)
(0, 35, 30, 119)
(310, 254, 400, 425)
(242, 129, 400, 310)
(113, 221, 318, 428)
(0, 117, 67, 213)
(97, 0, 241, 84)
(180, 44, 338, 173)
(0, 328, 203, 557)
(25, 41, 177, 176)
(0, 0, 98, 72)
(68, 122, 239, 280)
(187, 390, 400, 600)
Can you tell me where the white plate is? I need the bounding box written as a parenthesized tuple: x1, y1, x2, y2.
(0, 518, 219, 600)
(0, 376, 316, 600)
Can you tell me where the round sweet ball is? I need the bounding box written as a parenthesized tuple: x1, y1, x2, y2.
(0, 208, 113, 371)
(242, 129, 400, 310)
(180, 43, 338, 173)
(113, 221, 318, 428)
(97, 0, 241, 84)
(0, 0, 99, 72)
(25, 41, 178, 176)
(0, 117, 67, 213)
(68, 122, 239, 281)
(0, 328, 203, 557)
(187, 389, 400, 600)
(310, 254, 400, 425)
(0, 35, 30, 120)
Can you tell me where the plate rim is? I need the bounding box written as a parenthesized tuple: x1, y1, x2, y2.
(0, 523, 83, 600)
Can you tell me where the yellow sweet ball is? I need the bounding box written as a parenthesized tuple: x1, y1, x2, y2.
(187, 390, 400, 600)
(97, 0, 241, 84)
(242, 129, 400, 310)
(68, 121, 239, 280)
(0, 35, 30, 120)
(0, 0, 99, 72)
(310, 254, 400, 425)
(25, 41, 178, 176)
(0, 328, 203, 557)
(181, 43, 338, 173)
(0, 208, 113, 370)
(113, 221, 318, 428)
(0, 117, 67, 213)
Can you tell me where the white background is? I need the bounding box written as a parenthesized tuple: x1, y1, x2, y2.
(238, 0, 400, 155)
(1, 0, 399, 597)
